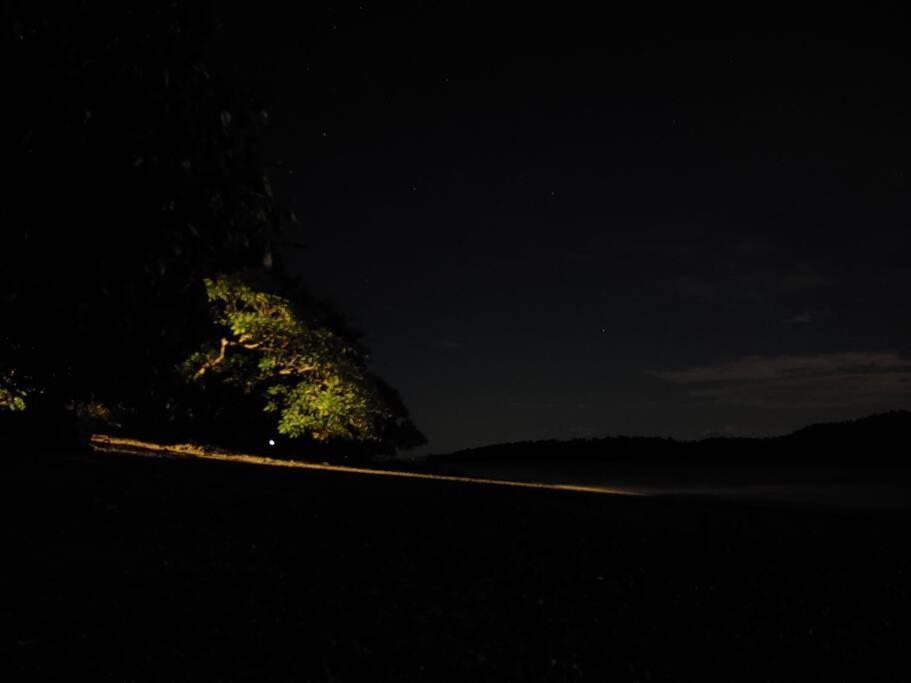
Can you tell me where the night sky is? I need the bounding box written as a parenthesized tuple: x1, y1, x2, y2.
(212, 5, 911, 453)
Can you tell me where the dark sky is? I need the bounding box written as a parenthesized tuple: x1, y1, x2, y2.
(213, 5, 911, 452)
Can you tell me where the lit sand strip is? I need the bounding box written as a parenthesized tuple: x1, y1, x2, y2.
(89, 434, 645, 497)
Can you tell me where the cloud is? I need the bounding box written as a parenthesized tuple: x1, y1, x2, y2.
(662, 260, 834, 307)
(653, 352, 911, 409)
(767, 266, 832, 294)
(673, 277, 719, 304)
(561, 250, 596, 264)
(430, 338, 465, 351)
(784, 311, 814, 325)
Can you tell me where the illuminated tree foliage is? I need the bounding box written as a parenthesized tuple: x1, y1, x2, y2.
(0, 2, 424, 454)
(186, 277, 410, 443)
(0, 342, 44, 414)
(0, 383, 28, 413)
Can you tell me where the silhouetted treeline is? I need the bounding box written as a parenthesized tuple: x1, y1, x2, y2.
(429, 411, 911, 466)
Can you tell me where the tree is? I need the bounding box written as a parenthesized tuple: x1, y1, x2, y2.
(1, 2, 424, 455)
(2, 2, 277, 431)
(183, 275, 425, 453)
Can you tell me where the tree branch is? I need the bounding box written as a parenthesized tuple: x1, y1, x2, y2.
(278, 363, 318, 375)
(193, 337, 230, 380)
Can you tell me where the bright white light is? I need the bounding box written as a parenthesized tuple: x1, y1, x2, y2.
(268, 439, 276, 446)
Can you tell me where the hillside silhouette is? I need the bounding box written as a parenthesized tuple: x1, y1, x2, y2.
(429, 411, 911, 466)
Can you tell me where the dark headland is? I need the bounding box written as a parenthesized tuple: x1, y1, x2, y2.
(428, 410, 911, 466)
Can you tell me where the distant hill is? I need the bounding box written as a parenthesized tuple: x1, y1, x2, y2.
(429, 411, 911, 466)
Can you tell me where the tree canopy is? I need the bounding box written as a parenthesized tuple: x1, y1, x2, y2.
(186, 276, 421, 447)
(3, 3, 274, 417)
(1, 2, 424, 456)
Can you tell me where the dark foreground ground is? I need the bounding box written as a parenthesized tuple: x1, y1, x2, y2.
(3, 450, 910, 681)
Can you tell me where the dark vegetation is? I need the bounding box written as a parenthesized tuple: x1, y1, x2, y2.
(1, 3, 423, 458)
(3, 449, 910, 681)
(430, 410, 911, 466)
